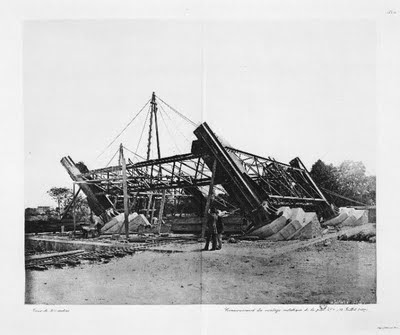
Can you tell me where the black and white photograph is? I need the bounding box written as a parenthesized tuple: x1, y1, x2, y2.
(3, 1, 400, 334)
(23, 19, 377, 305)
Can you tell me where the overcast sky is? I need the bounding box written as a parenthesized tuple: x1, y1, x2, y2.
(24, 20, 376, 207)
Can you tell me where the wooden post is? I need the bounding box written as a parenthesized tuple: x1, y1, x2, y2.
(72, 182, 76, 235)
(150, 196, 156, 224)
(158, 190, 167, 234)
(60, 187, 81, 222)
(146, 193, 153, 220)
(202, 159, 217, 237)
(152, 92, 161, 160)
(120, 144, 129, 239)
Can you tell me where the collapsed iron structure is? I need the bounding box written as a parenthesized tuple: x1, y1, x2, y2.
(61, 93, 334, 232)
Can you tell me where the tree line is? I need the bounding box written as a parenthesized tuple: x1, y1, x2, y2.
(310, 160, 376, 207)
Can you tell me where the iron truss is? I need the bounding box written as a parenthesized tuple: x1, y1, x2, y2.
(225, 147, 329, 208)
(62, 105, 334, 227)
(76, 153, 236, 211)
(73, 147, 329, 215)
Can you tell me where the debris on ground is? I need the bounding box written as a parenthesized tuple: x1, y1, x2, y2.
(25, 236, 198, 271)
(238, 236, 259, 241)
(337, 225, 376, 242)
(338, 231, 376, 243)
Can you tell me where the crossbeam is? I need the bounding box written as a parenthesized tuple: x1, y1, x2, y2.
(61, 120, 334, 227)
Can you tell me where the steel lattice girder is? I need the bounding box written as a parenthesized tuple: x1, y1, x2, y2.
(78, 153, 213, 193)
(61, 122, 333, 226)
(225, 147, 327, 202)
(71, 152, 238, 212)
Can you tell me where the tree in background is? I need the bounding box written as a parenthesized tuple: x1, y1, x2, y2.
(47, 187, 70, 217)
(309, 160, 340, 193)
(47, 187, 90, 221)
(310, 160, 376, 207)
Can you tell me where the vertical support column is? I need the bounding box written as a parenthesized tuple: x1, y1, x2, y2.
(152, 92, 161, 160)
(120, 144, 129, 239)
(173, 189, 177, 212)
(150, 195, 156, 224)
(158, 190, 167, 234)
(146, 194, 153, 220)
(72, 182, 76, 235)
(202, 159, 217, 237)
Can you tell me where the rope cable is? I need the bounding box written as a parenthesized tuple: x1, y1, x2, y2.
(135, 104, 151, 156)
(155, 95, 198, 127)
(96, 98, 151, 159)
(158, 102, 192, 143)
(159, 106, 182, 153)
(123, 145, 146, 161)
(105, 147, 120, 167)
(320, 187, 369, 206)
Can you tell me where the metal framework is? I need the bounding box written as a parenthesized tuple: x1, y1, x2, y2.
(61, 93, 334, 232)
(74, 152, 236, 211)
(80, 153, 211, 192)
(225, 147, 329, 208)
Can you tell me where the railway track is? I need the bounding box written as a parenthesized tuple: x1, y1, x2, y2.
(25, 238, 194, 271)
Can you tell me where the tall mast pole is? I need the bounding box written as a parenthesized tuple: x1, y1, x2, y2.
(152, 92, 165, 234)
(120, 144, 129, 239)
(146, 92, 163, 222)
(153, 92, 161, 160)
(146, 92, 155, 161)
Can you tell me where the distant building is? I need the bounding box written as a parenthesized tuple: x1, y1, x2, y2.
(25, 206, 58, 223)
(36, 206, 51, 214)
(25, 207, 39, 216)
(25, 206, 56, 219)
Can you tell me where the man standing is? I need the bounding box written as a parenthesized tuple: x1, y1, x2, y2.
(203, 207, 218, 251)
(216, 210, 224, 250)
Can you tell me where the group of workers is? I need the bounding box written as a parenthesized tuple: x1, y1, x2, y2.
(203, 207, 225, 251)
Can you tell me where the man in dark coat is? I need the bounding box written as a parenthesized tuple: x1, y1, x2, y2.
(203, 207, 218, 251)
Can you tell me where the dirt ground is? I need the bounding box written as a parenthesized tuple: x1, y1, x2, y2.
(25, 236, 376, 305)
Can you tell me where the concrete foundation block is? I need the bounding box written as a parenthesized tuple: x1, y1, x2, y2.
(342, 209, 368, 227)
(267, 208, 306, 241)
(290, 212, 322, 240)
(251, 207, 291, 238)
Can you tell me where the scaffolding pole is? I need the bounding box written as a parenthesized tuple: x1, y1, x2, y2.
(120, 144, 130, 239)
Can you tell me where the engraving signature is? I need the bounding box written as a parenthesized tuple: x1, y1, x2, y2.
(33, 308, 70, 313)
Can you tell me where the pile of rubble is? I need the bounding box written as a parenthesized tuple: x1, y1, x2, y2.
(338, 230, 376, 243)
